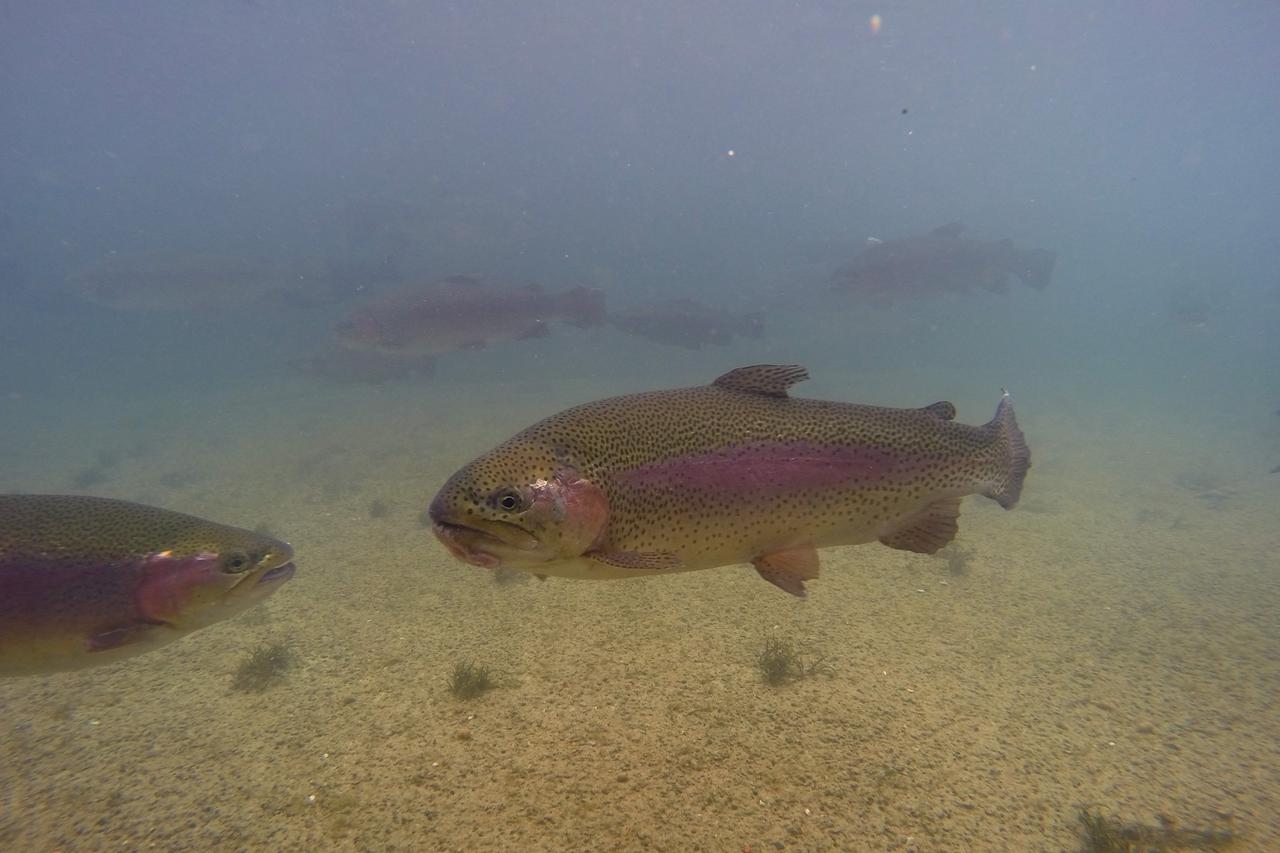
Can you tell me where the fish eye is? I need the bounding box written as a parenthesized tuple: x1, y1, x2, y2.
(222, 551, 253, 573)
(493, 490, 524, 512)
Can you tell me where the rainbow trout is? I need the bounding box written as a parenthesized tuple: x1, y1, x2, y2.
(0, 495, 294, 676)
(429, 365, 1029, 596)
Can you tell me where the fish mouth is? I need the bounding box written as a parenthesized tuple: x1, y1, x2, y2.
(228, 547, 296, 602)
(258, 561, 296, 584)
(432, 519, 539, 569)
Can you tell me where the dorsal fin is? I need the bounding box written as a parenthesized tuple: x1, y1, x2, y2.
(931, 223, 965, 238)
(712, 365, 809, 397)
(921, 401, 956, 420)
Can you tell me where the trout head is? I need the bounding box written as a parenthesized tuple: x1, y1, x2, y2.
(135, 534, 296, 632)
(428, 456, 608, 571)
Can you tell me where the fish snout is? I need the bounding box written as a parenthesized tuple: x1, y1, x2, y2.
(246, 539, 295, 586)
(225, 540, 296, 606)
(431, 521, 501, 569)
(427, 491, 546, 569)
(256, 559, 296, 587)
(428, 490, 502, 568)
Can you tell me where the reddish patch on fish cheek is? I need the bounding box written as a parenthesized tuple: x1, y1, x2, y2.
(133, 552, 223, 623)
(529, 469, 609, 554)
(615, 442, 901, 494)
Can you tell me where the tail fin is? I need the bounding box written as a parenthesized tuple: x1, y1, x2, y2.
(563, 286, 608, 328)
(982, 392, 1030, 509)
(1014, 248, 1056, 290)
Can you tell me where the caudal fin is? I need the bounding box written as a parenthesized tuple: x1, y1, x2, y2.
(983, 392, 1030, 509)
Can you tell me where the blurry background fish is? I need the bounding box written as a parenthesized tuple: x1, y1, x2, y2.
(334, 276, 607, 357)
(62, 250, 395, 312)
(830, 223, 1056, 304)
(609, 298, 765, 350)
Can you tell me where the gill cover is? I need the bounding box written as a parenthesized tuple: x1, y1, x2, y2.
(524, 468, 609, 558)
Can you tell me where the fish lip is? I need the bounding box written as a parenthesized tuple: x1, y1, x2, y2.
(432, 521, 501, 567)
(431, 519, 542, 569)
(258, 561, 296, 584)
(432, 516, 539, 550)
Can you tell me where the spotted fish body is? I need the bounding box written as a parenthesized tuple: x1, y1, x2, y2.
(429, 365, 1030, 596)
(0, 495, 295, 676)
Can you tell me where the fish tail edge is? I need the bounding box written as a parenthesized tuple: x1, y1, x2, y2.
(983, 391, 1030, 509)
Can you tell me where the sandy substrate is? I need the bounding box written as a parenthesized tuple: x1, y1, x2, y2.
(1, 368, 1276, 851)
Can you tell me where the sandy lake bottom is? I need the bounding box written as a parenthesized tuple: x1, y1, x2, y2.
(2, 367, 1276, 851)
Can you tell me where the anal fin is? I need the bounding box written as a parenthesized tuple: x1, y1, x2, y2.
(753, 544, 820, 597)
(879, 497, 962, 554)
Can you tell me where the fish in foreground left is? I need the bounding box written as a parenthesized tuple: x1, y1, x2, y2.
(428, 364, 1030, 596)
(0, 495, 295, 676)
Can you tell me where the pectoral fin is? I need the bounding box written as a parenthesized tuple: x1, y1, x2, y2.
(588, 550, 683, 571)
(879, 497, 962, 554)
(87, 622, 163, 653)
(752, 545, 820, 597)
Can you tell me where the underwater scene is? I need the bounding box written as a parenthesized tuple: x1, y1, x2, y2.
(1, 3, 1277, 851)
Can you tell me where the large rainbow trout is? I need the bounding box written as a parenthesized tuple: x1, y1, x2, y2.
(0, 495, 295, 676)
(429, 365, 1029, 596)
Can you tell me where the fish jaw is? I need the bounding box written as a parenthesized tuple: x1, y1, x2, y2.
(430, 518, 549, 569)
(431, 520, 504, 568)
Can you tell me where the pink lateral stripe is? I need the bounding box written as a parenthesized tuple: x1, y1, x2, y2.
(615, 442, 901, 494)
